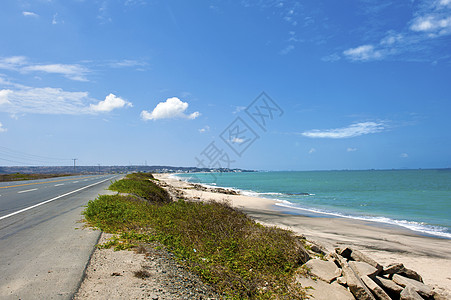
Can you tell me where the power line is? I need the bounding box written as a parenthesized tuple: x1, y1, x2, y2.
(0, 146, 73, 166)
(0, 146, 72, 162)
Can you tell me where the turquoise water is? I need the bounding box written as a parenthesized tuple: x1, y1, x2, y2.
(175, 170, 451, 239)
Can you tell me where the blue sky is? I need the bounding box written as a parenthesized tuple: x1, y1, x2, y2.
(0, 0, 450, 171)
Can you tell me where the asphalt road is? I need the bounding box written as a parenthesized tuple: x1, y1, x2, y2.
(0, 174, 120, 299)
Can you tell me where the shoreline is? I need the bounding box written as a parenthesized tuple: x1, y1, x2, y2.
(172, 173, 451, 240)
(156, 173, 451, 297)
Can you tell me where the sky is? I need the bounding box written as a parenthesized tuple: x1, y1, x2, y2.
(0, 0, 450, 171)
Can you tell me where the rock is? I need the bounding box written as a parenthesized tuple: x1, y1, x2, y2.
(341, 259, 376, 300)
(361, 275, 391, 300)
(399, 268, 423, 283)
(384, 263, 405, 275)
(400, 285, 423, 300)
(350, 250, 383, 273)
(373, 276, 403, 296)
(337, 247, 353, 259)
(349, 261, 379, 278)
(295, 239, 311, 265)
(310, 244, 326, 255)
(304, 259, 342, 283)
(392, 274, 434, 299)
(337, 276, 347, 286)
(297, 276, 355, 300)
(383, 263, 423, 282)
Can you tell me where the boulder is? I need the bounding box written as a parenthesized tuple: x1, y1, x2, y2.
(304, 259, 342, 283)
(295, 239, 311, 265)
(383, 263, 423, 282)
(349, 261, 379, 278)
(400, 285, 423, 300)
(361, 275, 391, 300)
(337, 276, 347, 286)
(384, 263, 405, 275)
(337, 246, 353, 259)
(310, 244, 326, 255)
(341, 260, 376, 300)
(350, 250, 383, 273)
(297, 277, 355, 300)
(399, 268, 423, 283)
(373, 276, 403, 296)
(392, 274, 434, 299)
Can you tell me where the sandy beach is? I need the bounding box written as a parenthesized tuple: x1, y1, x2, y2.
(155, 173, 451, 297)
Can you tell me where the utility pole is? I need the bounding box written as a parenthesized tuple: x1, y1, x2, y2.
(98, 164, 101, 173)
(72, 158, 77, 173)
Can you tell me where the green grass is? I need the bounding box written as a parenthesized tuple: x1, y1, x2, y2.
(83, 172, 308, 299)
(108, 173, 171, 203)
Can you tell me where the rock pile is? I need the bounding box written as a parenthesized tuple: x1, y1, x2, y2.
(298, 246, 446, 300)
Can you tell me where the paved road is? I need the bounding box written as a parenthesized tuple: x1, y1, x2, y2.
(0, 174, 120, 299)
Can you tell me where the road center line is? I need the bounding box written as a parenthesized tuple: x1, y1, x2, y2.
(0, 176, 96, 190)
(18, 188, 38, 194)
(0, 177, 116, 221)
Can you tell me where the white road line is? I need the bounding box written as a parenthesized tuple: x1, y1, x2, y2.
(54, 184, 64, 186)
(0, 177, 116, 221)
(18, 188, 38, 194)
(73, 181, 79, 183)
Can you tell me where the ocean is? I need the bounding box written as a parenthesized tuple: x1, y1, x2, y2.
(175, 170, 451, 239)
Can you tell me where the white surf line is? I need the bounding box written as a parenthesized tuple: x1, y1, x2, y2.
(54, 183, 65, 186)
(0, 176, 117, 221)
(18, 188, 38, 194)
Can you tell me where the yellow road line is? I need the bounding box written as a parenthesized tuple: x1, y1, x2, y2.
(0, 176, 96, 189)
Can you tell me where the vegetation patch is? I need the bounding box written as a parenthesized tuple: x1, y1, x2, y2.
(83, 172, 308, 299)
(108, 173, 171, 203)
(0, 173, 73, 182)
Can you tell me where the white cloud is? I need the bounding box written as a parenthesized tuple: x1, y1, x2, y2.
(400, 153, 409, 158)
(280, 45, 295, 55)
(0, 89, 12, 105)
(90, 93, 132, 112)
(52, 13, 61, 25)
(23, 11, 39, 18)
(410, 15, 451, 35)
(347, 147, 358, 152)
(321, 53, 341, 62)
(0, 122, 6, 132)
(343, 45, 382, 61)
(302, 122, 386, 139)
(22, 64, 89, 81)
(199, 125, 210, 133)
(380, 32, 403, 45)
(308, 148, 316, 154)
(231, 137, 245, 144)
(0, 56, 90, 81)
(0, 87, 89, 114)
(338, 0, 451, 63)
(0, 56, 28, 70)
(0, 85, 130, 115)
(233, 106, 246, 114)
(141, 97, 200, 121)
(108, 59, 146, 68)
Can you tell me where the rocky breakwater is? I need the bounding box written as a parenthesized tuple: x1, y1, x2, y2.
(297, 245, 447, 300)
